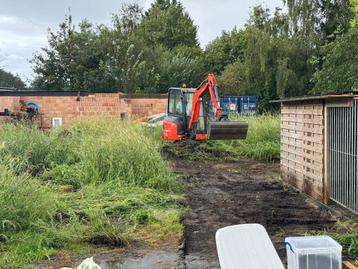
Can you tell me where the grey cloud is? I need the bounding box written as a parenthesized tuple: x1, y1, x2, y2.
(0, 15, 44, 37)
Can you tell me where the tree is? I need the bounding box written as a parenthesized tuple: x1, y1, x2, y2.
(216, 5, 316, 111)
(204, 28, 246, 75)
(32, 14, 104, 91)
(218, 61, 249, 95)
(284, 0, 352, 44)
(112, 3, 143, 34)
(313, 26, 358, 92)
(156, 50, 204, 91)
(247, 5, 272, 31)
(0, 69, 25, 89)
(31, 2, 202, 93)
(318, 0, 352, 41)
(29, 0, 356, 111)
(31, 5, 147, 92)
(138, 0, 198, 49)
(351, 0, 358, 27)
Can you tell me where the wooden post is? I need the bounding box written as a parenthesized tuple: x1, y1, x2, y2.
(343, 261, 358, 269)
(323, 103, 329, 204)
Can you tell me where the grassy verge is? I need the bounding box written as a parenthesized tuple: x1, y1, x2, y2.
(224, 114, 280, 161)
(309, 218, 358, 264)
(162, 114, 281, 162)
(0, 119, 183, 268)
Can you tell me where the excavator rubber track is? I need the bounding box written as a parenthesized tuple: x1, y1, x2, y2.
(207, 121, 248, 140)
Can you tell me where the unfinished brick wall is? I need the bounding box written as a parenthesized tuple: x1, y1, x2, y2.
(78, 93, 121, 118)
(0, 92, 168, 128)
(0, 96, 19, 112)
(280, 100, 325, 200)
(124, 98, 167, 118)
(20, 93, 122, 128)
(20, 96, 79, 128)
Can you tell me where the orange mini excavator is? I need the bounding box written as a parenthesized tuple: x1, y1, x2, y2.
(163, 74, 248, 141)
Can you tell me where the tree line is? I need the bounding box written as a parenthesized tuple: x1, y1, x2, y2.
(0, 69, 25, 89)
(1, 0, 357, 111)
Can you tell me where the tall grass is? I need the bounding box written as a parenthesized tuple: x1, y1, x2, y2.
(0, 119, 183, 268)
(225, 114, 280, 161)
(0, 162, 57, 233)
(161, 115, 280, 162)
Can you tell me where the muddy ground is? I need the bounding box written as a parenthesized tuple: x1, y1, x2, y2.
(38, 158, 339, 269)
(175, 159, 336, 268)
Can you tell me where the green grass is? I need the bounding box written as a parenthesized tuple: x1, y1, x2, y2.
(162, 114, 281, 162)
(309, 219, 358, 264)
(225, 114, 280, 161)
(0, 119, 183, 268)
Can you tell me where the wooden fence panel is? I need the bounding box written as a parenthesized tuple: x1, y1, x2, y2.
(280, 101, 325, 200)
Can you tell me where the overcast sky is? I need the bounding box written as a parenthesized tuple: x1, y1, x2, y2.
(0, 0, 283, 83)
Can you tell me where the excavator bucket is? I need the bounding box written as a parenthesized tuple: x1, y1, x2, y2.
(207, 121, 248, 140)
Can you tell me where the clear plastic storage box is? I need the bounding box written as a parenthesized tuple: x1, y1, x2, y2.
(285, 236, 342, 269)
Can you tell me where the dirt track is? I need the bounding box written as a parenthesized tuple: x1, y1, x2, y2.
(173, 159, 336, 269)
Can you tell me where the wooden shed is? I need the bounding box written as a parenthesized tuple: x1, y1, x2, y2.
(276, 93, 358, 214)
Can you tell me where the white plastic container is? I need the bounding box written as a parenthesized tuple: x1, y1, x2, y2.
(285, 236, 342, 269)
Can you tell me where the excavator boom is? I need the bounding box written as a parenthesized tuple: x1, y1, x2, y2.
(188, 74, 222, 130)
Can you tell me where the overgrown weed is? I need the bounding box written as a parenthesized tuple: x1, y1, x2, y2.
(0, 119, 183, 268)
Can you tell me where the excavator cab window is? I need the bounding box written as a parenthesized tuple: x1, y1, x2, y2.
(168, 89, 184, 115)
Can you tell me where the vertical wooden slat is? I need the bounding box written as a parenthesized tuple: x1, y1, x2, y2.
(281, 100, 325, 200)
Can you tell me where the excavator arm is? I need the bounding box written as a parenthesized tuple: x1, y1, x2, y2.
(188, 73, 248, 140)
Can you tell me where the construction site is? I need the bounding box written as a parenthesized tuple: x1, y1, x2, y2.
(0, 0, 357, 268)
(0, 73, 357, 269)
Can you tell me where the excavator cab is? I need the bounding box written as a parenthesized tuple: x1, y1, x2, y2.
(163, 74, 248, 141)
(164, 87, 207, 141)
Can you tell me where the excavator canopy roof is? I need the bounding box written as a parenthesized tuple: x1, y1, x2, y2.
(168, 87, 196, 93)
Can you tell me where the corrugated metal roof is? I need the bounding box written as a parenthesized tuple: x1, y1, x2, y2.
(271, 93, 358, 103)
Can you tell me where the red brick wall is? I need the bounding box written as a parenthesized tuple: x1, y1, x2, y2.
(20, 96, 79, 128)
(20, 93, 121, 128)
(124, 98, 167, 118)
(79, 93, 121, 118)
(0, 93, 168, 128)
(0, 96, 19, 112)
